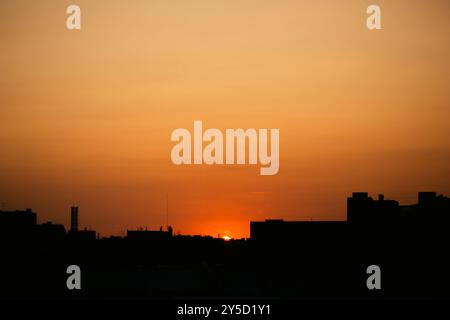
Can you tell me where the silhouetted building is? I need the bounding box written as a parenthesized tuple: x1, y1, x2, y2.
(68, 229, 96, 241)
(0, 208, 37, 234)
(412, 191, 450, 223)
(35, 222, 67, 242)
(127, 227, 173, 241)
(250, 219, 346, 242)
(0, 209, 67, 242)
(252, 191, 450, 241)
(347, 192, 400, 225)
(347, 191, 450, 226)
(68, 206, 96, 241)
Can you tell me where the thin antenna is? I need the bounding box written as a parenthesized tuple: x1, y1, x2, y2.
(166, 192, 169, 230)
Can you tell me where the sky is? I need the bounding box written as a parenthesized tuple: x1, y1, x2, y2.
(1, 0, 449, 238)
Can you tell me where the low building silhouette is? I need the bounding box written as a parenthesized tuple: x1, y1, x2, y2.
(250, 219, 346, 242)
(127, 226, 173, 241)
(68, 229, 97, 241)
(35, 222, 67, 242)
(0, 208, 37, 228)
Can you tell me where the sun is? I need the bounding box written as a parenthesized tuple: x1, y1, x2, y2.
(222, 236, 232, 241)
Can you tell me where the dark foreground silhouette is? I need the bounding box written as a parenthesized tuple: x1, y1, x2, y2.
(0, 192, 449, 300)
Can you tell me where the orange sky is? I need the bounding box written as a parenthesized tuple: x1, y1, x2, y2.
(1, 0, 449, 238)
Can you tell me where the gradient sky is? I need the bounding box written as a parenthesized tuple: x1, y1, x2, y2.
(1, 0, 449, 238)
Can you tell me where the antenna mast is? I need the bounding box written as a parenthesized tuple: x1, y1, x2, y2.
(166, 192, 169, 230)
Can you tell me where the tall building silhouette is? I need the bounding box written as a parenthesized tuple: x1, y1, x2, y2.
(0, 209, 37, 240)
(347, 192, 399, 224)
(347, 191, 450, 225)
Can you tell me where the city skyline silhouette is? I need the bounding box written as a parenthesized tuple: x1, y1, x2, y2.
(2, 191, 449, 239)
(1, 191, 449, 299)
